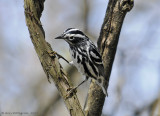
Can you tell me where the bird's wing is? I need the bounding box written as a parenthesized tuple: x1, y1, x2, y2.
(89, 44, 105, 77)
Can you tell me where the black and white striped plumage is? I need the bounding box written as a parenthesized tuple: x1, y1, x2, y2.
(55, 28, 107, 95)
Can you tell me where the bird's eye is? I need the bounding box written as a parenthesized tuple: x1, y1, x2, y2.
(69, 36, 74, 40)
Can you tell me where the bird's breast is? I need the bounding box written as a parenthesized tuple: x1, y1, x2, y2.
(69, 48, 85, 75)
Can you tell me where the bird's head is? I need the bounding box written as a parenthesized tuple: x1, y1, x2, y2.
(55, 28, 88, 46)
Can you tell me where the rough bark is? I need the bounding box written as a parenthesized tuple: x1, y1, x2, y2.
(24, 0, 84, 116)
(84, 0, 134, 116)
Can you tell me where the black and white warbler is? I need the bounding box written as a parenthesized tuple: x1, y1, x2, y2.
(55, 28, 107, 96)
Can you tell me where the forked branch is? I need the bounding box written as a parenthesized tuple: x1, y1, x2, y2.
(24, 0, 134, 116)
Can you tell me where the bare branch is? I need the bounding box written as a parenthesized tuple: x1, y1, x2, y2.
(84, 0, 134, 115)
(24, 0, 84, 116)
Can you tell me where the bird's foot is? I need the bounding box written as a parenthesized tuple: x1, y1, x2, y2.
(48, 51, 57, 58)
(65, 87, 77, 99)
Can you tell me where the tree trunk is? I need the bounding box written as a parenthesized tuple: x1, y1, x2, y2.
(84, 0, 133, 115)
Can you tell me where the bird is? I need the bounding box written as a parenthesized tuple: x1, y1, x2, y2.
(55, 28, 107, 96)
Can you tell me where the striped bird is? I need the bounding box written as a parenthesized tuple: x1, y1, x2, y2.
(55, 28, 107, 95)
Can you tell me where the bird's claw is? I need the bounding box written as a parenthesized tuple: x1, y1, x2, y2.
(65, 87, 77, 99)
(48, 51, 57, 58)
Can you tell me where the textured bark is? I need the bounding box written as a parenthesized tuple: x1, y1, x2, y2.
(24, 0, 84, 116)
(84, 0, 134, 116)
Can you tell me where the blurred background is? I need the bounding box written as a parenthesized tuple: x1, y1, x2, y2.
(0, 0, 160, 116)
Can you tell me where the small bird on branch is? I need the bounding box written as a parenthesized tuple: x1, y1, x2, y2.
(55, 28, 107, 96)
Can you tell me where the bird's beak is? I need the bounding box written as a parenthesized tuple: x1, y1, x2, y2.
(55, 35, 64, 39)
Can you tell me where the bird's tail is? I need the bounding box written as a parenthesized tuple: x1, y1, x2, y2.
(101, 85, 108, 96)
(96, 76, 108, 96)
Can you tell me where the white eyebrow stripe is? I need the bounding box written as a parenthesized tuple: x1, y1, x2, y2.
(64, 34, 84, 39)
(74, 34, 84, 38)
(64, 34, 74, 38)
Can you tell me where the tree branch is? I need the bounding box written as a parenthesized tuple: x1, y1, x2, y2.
(24, 0, 84, 116)
(84, 0, 134, 116)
